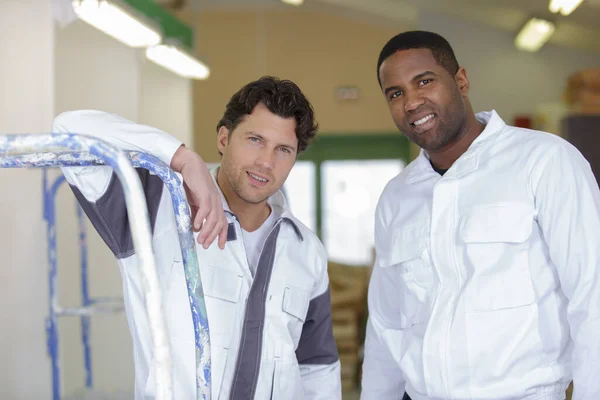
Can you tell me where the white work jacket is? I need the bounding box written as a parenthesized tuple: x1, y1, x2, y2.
(362, 110, 600, 400)
(52, 110, 341, 400)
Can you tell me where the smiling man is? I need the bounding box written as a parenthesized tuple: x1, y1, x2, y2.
(361, 31, 600, 400)
(54, 76, 341, 400)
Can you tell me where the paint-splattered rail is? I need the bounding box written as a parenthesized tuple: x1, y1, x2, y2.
(57, 304, 126, 317)
(0, 133, 211, 400)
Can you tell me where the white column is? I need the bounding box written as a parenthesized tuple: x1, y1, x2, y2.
(0, 0, 55, 398)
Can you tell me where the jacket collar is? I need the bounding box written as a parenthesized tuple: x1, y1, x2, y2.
(405, 110, 505, 184)
(209, 167, 303, 241)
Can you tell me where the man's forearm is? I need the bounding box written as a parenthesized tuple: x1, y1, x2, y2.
(170, 145, 207, 174)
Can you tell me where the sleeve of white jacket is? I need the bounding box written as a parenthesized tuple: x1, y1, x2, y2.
(361, 199, 406, 400)
(52, 109, 182, 202)
(534, 142, 600, 400)
(52, 110, 183, 258)
(296, 245, 342, 400)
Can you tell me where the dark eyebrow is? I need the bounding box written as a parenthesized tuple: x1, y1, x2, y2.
(383, 71, 438, 97)
(245, 131, 263, 139)
(412, 70, 437, 82)
(246, 131, 297, 152)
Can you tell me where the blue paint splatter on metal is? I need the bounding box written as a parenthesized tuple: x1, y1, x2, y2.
(43, 169, 64, 400)
(0, 133, 211, 399)
(127, 151, 211, 399)
(77, 202, 93, 389)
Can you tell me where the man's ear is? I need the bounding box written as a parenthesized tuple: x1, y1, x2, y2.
(455, 66, 470, 96)
(217, 126, 230, 154)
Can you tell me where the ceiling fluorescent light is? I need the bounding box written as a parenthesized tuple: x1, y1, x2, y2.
(146, 44, 210, 80)
(515, 18, 555, 52)
(72, 0, 162, 48)
(549, 0, 585, 16)
(281, 0, 304, 5)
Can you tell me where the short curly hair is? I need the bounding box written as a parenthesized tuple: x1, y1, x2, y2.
(216, 76, 318, 154)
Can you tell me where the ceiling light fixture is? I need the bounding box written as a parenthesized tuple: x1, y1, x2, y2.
(146, 44, 210, 80)
(515, 18, 556, 52)
(72, 0, 162, 48)
(548, 0, 585, 16)
(281, 0, 304, 6)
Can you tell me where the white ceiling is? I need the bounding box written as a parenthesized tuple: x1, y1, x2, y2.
(158, 0, 600, 53)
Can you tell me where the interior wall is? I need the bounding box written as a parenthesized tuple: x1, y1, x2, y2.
(188, 7, 600, 163)
(190, 8, 411, 163)
(0, 0, 55, 398)
(54, 21, 140, 121)
(138, 58, 193, 144)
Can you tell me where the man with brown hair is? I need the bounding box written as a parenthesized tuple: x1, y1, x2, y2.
(54, 76, 341, 400)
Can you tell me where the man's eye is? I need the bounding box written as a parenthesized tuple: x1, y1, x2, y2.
(419, 79, 432, 86)
(390, 91, 402, 99)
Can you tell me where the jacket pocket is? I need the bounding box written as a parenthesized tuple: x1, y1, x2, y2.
(271, 359, 304, 400)
(379, 227, 436, 328)
(203, 265, 243, 303)
(460, 202, 536, 311)
(282, 285, 310, 322)
(202, 265, 244, 347)
(460, 202, 533, 244)
(281, 284, 310, 348)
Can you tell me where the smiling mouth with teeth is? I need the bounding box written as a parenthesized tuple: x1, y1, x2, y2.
(412, 114, 435, 126)
(247, 171, 268, 183)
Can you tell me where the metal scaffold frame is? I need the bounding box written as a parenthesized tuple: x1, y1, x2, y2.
(0, 133, 211, 400)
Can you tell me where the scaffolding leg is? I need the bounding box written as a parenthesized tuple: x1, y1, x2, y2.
(44, 169, 64, 400)
(78, 204, 93, 389)
(44, 173, 122, 399)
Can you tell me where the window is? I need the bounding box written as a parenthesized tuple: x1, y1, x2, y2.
(322, 160, 404, 266)
(282, 161, 316, 232)
(298, 133, 411, 266)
